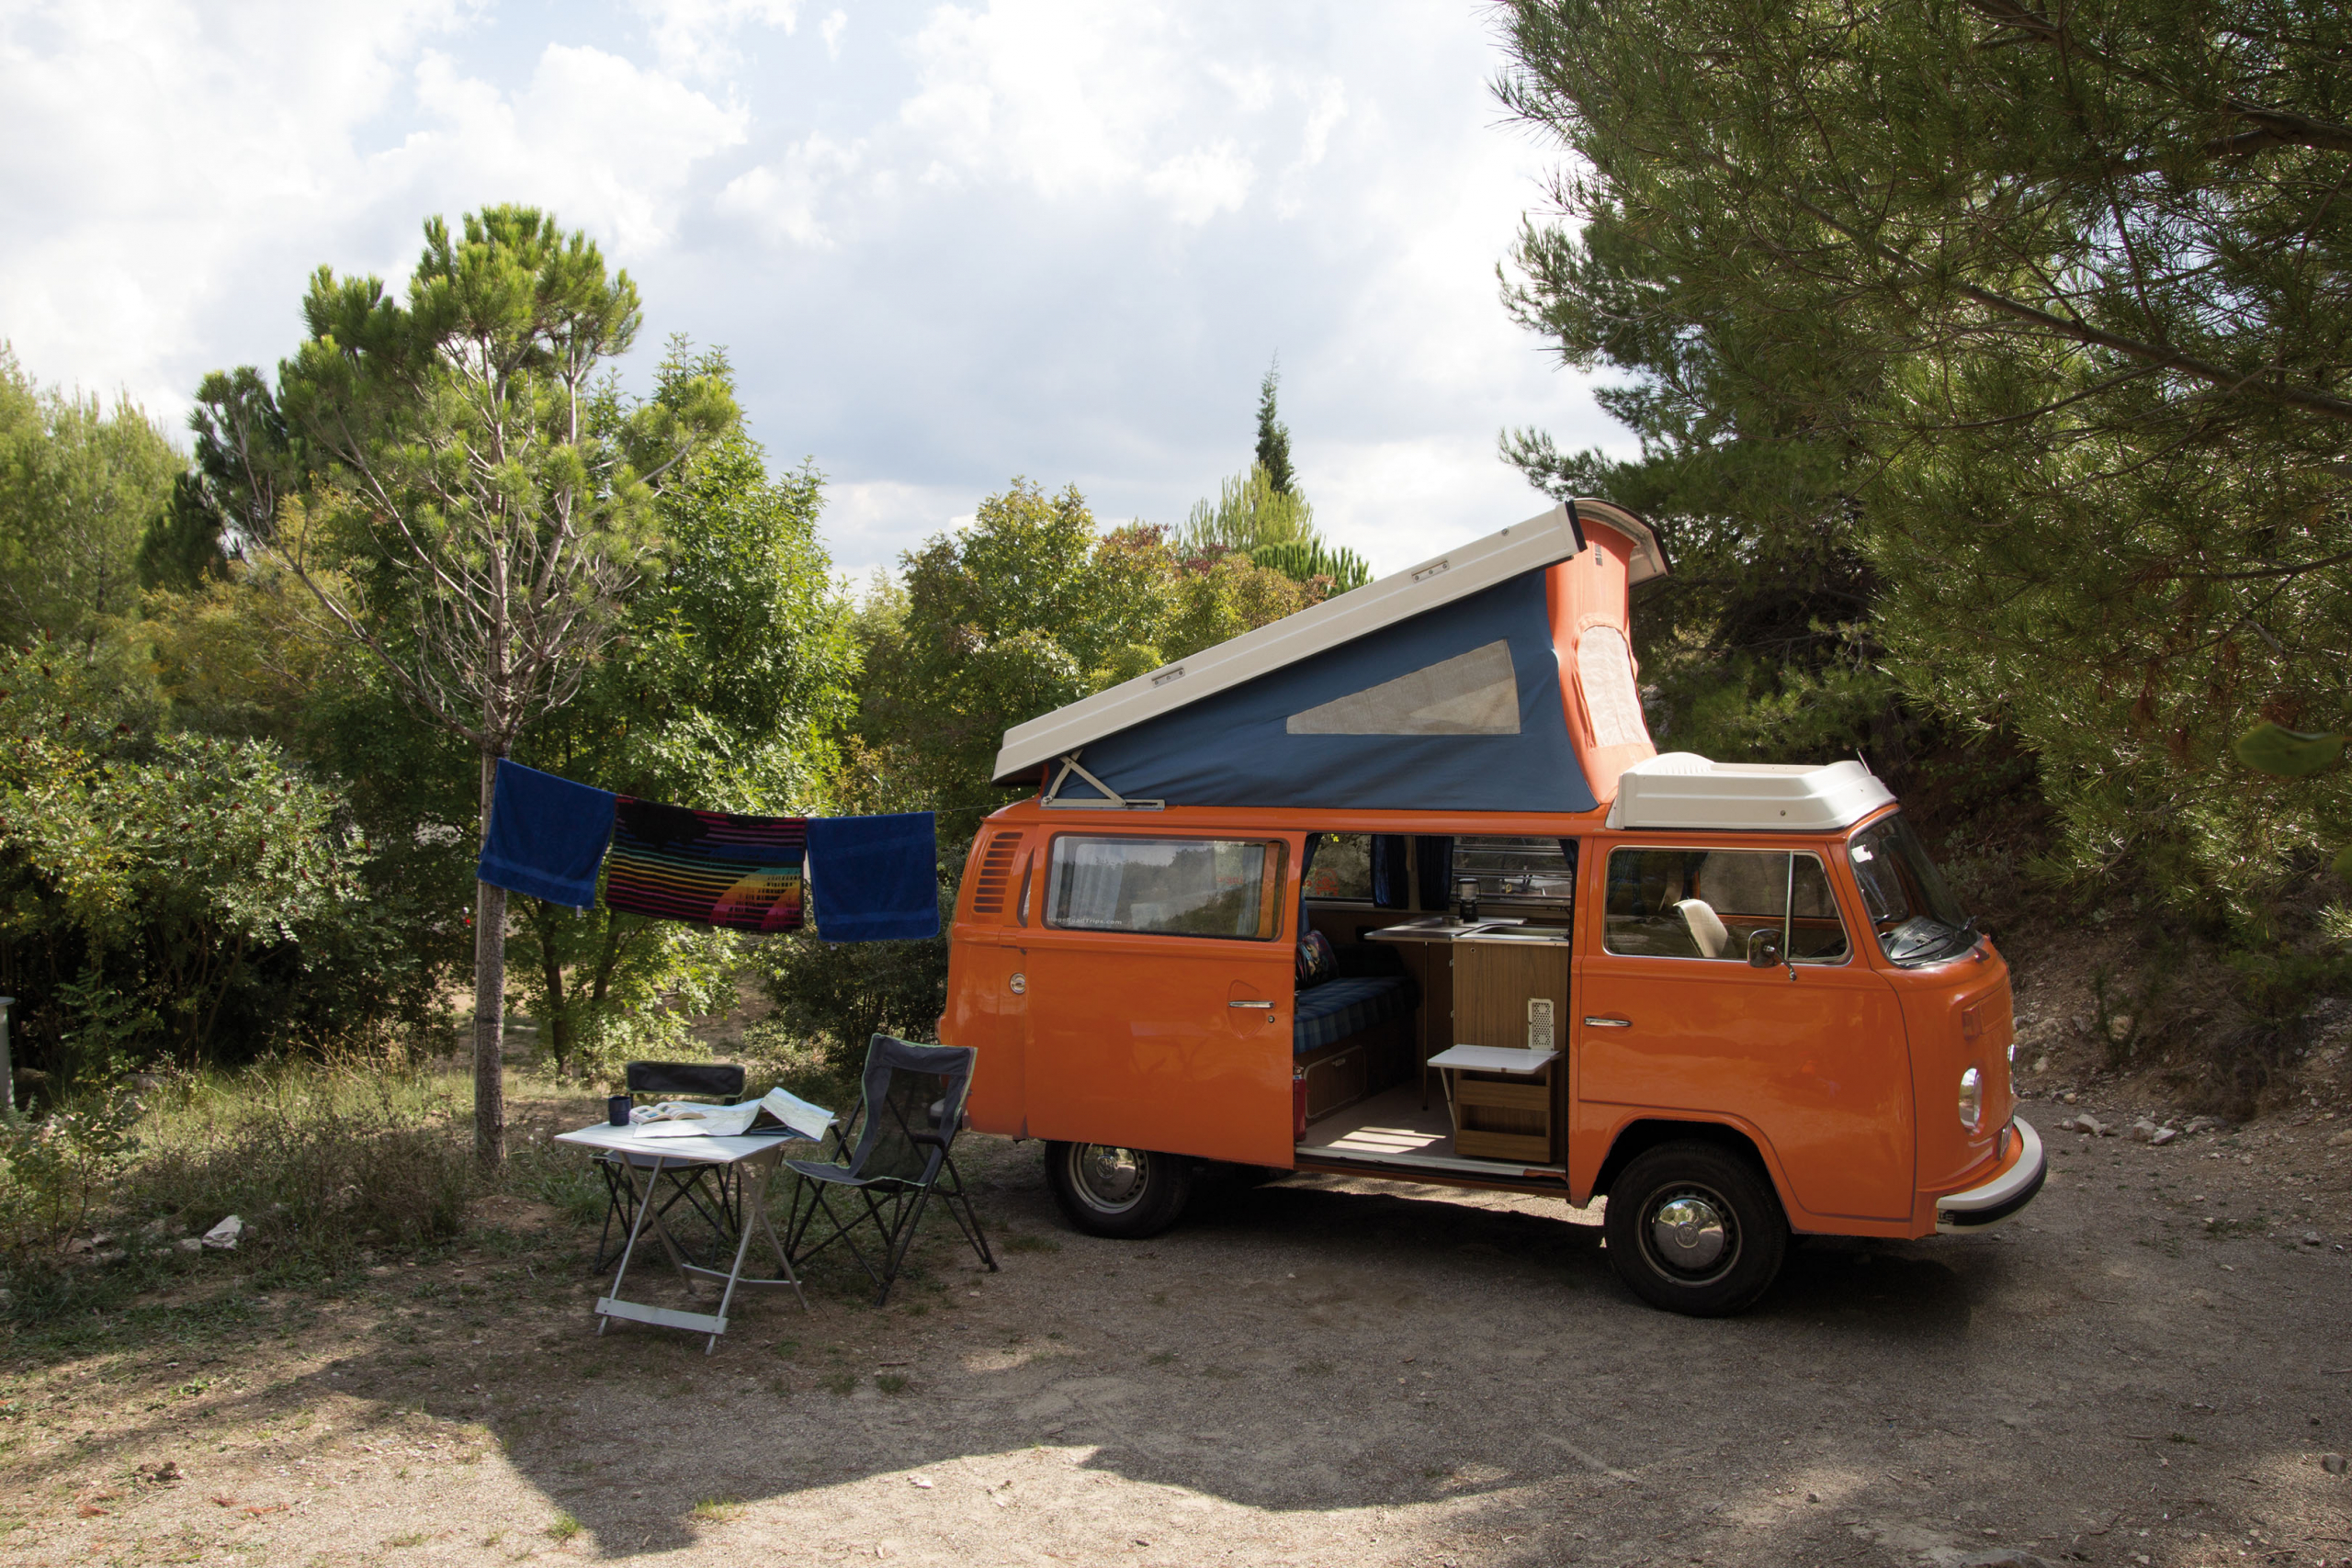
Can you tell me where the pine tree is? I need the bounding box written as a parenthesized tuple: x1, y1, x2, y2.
(1498, 0, 2352, 926)
(195, 207, 738, 1162)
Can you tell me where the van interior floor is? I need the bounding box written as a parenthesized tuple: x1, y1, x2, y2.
(1295, 1084, 1566, 1178)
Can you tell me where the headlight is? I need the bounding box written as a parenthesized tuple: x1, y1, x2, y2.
(1959, 1066, 1983, 1132)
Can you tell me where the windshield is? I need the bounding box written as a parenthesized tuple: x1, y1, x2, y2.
(1847, 814, 1976, 966)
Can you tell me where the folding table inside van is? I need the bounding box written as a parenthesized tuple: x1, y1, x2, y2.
(554, 1122, 811, 1353)
(1425, 1044, 1560, 1163)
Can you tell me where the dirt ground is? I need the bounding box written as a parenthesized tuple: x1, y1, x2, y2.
(3, 1088, 2349, 1568)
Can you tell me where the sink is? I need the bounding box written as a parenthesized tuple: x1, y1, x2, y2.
(1464, 926, 1568, 943)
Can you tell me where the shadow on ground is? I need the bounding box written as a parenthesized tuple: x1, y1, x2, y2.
(11, 1130, 2344, 1565)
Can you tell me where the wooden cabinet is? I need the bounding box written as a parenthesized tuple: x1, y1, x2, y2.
(1453, 940, 1568, 1051)
(1452, 1067, 1555, 1162)
(1451, 939, 1569, 1164)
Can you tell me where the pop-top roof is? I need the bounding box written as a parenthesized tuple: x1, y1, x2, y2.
(1605, 752, 1895, 832)
(990, 499, 1666, 788)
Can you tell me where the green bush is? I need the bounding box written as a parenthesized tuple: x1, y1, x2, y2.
(0, 642, 435, 1082)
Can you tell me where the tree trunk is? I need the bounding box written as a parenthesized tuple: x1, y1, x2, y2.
(536, 905, 573, 1077)
(472, 747, 507, 1166)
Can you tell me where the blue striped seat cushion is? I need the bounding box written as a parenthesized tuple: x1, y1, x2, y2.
(1294, 974, 1419, 1055)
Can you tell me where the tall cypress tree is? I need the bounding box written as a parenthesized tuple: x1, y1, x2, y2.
(1254, 359, 1295, 496)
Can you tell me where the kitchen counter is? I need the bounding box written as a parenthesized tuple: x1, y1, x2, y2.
(1367, 918, 1568, 944)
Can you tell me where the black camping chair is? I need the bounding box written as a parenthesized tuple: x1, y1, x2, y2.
(592, 1061, 748, 1273)
(781, 1036, 998, 1305)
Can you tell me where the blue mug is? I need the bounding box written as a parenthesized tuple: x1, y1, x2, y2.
(607, 1095, 632, 1127)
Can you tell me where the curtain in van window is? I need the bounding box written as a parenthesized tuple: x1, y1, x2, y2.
(1298, 833, 1323, 931)
(1055, 850, 1129, 928)
(1415, 835, 1453, 910)
(1371, 834, 1409, 908)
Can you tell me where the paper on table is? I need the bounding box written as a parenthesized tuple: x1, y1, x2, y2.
(630, 1088, 832, 1142)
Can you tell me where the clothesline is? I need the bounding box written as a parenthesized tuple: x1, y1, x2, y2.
(475, 761, 938, 943)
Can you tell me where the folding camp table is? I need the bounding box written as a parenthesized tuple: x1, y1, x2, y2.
(554, 1122, 813, 1353)
(1425, 1044, 1560, 1164)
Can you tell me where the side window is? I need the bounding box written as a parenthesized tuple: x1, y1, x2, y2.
(1602, 848, 1850, 963)
(1304, 833, 1374, 900)
(1045, 836, 1287, 940)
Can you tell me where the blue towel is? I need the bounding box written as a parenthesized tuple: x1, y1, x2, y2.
(806, 813, 939, 942)
(477, 760, 616, 909)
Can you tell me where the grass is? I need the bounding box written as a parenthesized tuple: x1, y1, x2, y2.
(386, 1530, 431, 1548)
(876, 1372, 910, 1395)
(2, 1047, 492, 1337)
(544, 1512, 582, 1542)
(690, 1496, 743, 1522)
(821, 1372, 857, 1397)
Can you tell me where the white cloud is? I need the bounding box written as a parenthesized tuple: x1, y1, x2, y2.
(3, 0, 1623, 590)
(383, 44, 748, 254)
(821, 479, 978, 580)
(1143, 142, 1253, 226)
(0, 0, 466, 410)
(900, 2, 1249, 209)
(627, 0, 798, 78)
(1297, 77, 1348, 169)
(715, 132, 863, 249)
(1300, 434, 1580, 575)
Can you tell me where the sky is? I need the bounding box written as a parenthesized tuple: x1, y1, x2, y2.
(0, 0, 1623, 582)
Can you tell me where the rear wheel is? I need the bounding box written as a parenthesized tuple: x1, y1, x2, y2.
(1602, 1141, 1787, 1316)
(1044, 1142, 1193, 1238)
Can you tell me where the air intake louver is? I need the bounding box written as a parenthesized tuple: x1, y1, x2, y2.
(969, 831, 1023, 917)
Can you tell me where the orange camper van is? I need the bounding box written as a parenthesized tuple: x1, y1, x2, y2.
(941, 500, 2044, 1315)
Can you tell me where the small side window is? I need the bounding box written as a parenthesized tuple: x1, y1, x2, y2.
(1303, 832, 1374, 901)
(1045, 836, 1288, 940)
(1603, 848, 1849, 963)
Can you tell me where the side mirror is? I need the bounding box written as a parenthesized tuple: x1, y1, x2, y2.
(1747, 929, 1784, 968)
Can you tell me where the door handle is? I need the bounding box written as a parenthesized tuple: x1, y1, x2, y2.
(1583, 1016, 1631, 1029)
(1229, 999, 1275, 1010)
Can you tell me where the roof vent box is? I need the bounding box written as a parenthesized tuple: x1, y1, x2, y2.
(1606, 752, 1895, 833)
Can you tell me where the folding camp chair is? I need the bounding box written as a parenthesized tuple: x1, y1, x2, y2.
(781, 1036, 999, 1305)
(592, 1061, 748, 1273)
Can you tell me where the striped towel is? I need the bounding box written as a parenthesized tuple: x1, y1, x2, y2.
(602, 797, 807, 932)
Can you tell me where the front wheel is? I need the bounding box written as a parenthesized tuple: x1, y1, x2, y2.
(1602, 1141, 1788, 1316)
(1044, 1142, 1193, 1238)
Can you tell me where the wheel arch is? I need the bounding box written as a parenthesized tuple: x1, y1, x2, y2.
(1590, 1116, 1785, 1208)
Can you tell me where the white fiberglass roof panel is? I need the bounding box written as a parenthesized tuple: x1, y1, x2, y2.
(1606, 752, 1896, 832)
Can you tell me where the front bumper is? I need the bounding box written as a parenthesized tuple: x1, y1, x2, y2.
(1934, 1115, 2045, 1233)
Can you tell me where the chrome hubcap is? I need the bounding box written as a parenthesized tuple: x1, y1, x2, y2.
(1072, 1145, 1148, 1213)
(1647, 1190, 1732, 1275)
